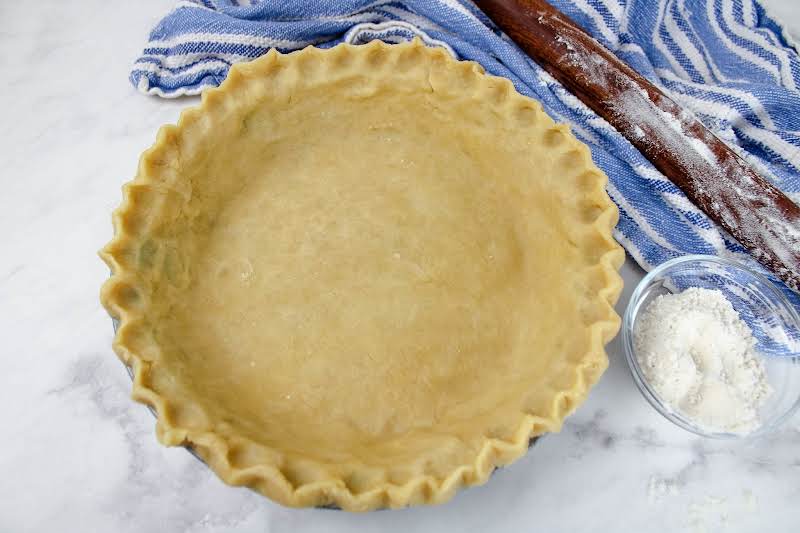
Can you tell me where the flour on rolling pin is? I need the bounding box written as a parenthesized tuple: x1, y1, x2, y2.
(609, 84, 800, 280)
(508, 3, 800, 292)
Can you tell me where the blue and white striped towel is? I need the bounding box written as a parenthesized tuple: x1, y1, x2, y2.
(132, 0, 800, 352)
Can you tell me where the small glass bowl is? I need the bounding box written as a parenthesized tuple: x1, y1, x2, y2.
(622, 255, 800, 439)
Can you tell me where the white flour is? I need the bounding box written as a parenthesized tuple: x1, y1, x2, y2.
(634, 287, 772, 434)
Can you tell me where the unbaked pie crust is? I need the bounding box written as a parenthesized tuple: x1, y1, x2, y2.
(100, 39, 624, 511)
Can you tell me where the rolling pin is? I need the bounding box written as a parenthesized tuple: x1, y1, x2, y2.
(473, 0, 800, 292)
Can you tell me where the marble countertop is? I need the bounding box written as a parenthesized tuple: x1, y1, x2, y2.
(1, 1, 798, 531)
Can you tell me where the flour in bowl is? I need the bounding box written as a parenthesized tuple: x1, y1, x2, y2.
(634, 287, 772, 434)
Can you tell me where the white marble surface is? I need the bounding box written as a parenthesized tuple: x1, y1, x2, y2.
(1, 1, 798, 531)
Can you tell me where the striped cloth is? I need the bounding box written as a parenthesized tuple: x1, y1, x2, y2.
(131, 0, 800, 352)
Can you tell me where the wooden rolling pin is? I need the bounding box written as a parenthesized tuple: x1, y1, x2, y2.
(473, 0, 800, 292)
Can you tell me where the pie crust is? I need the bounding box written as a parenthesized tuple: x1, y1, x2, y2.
(100, 40, 624, 511)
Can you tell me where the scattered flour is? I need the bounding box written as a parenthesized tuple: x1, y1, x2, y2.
(634, 287, 772, 434)
(647, 475, 681, 504)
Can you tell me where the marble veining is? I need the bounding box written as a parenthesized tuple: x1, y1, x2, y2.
(0, 0, 798, 531)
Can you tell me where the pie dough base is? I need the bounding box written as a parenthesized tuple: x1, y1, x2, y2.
(101, 40, 624, 510)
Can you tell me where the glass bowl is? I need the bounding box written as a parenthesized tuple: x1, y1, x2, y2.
(622, 255, 800, 439)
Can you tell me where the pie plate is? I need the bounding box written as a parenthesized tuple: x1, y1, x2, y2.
(100, 39, 624, 511)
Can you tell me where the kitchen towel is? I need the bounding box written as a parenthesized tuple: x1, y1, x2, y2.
(131, 0, 800, 350)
